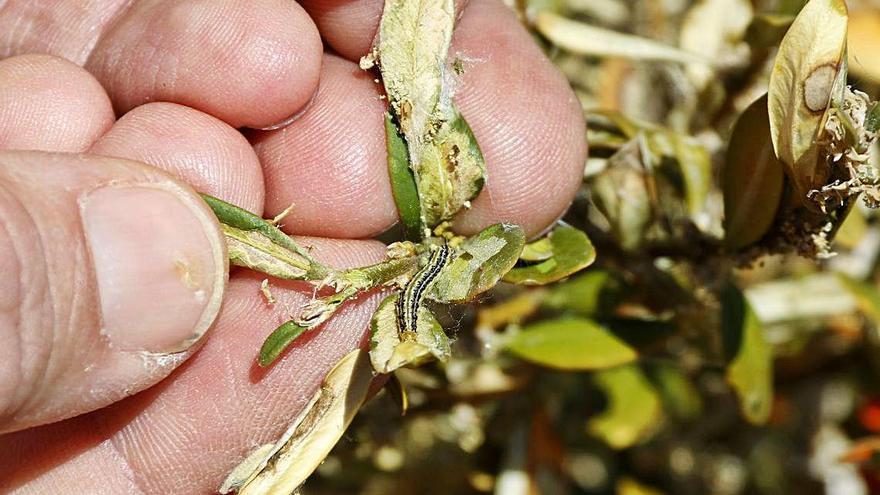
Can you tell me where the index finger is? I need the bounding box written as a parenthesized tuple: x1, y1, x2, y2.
(257, 0, 586, 239)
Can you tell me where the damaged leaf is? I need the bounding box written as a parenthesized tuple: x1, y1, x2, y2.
(767, 0, 848, 200)
(202, 194, 329, 281)
(378, 0, 486, 228)
(428, 223, 526, 303)
(590, 140, 653, 251)
(679, 0, 753, 91)
(588, 111, 711, 225)
(378, 0, 454, 152)
(220, 349, 373, 494)
(645, 130, 712, 219)
(370, 293, 450, 374)
(413, 109, 486, 227)
(536, 10, 712, 64)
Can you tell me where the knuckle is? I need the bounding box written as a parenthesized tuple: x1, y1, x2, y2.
(0, 180, 60, 430)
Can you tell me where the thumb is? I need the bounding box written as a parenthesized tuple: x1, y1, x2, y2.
(0, 150, 227, 434)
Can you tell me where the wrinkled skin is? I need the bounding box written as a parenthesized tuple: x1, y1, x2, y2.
(0, 0, 586, 492)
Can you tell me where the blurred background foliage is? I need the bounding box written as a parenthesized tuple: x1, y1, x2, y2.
(304, 0, 880, 493)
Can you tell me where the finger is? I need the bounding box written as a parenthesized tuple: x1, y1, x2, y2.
(0, 239, 387, 493)
(301, 0, 471, 60)
(84, 0, 322, 129)
(446, 0, 587, 236)
(0, 54, 114, 152)
(90, 102, 265, 214)
(0, 1, 131, 65)
(0, 151, 226, 434)
(292, 0, 586, 238)
(300, 0, 382, 61)
(252, 55, 397, 238)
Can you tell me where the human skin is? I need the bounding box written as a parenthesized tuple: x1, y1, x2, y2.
(0, 0, 586, 492)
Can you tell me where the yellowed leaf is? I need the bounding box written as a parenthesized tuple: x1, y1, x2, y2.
(220, 349, 373, 495)
(768, 0, 848, 199)
(535, 11, 712, 65)
(679, 0, 753, 90)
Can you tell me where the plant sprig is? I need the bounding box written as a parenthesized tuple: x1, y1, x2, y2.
(213, 0, 594, 492)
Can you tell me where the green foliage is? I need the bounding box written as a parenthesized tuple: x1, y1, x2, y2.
(385, 113, 422, 241)
(505, 317, 637, 370)
(588, 365, 662, 449)
(722, 284, 773, 425)
(259, 321, 307, 367)
(504, 223, 596, 285)
(212, 0, 880, 492)
(541, 270, 622, 316)
(428, 224, 526, 303)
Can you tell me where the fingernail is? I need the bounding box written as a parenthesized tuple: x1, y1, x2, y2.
(251, 82, 320, 131)
(80, 185, 225, 353)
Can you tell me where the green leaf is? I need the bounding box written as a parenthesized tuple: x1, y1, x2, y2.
(369, 294, 450, 374)
(837, 273, 880, 324)
(722, 284, 773, 425)
(259, 321, 308, 367)
(768, 0, 848, 200)
(723, 94, 785, 249)
(542, 270, 622, 316)
(588, 365, 662, 449)
(428, 223, 526, 303)
(650, 364, 703, 421)
(385, 113, 423, 241)
(201, 194, 329, 281)
(519, 237, 553, 261)
(834, 206, 868, 249)
(505, 317, 637, 370)
(203, 194, 314, 260)
(504, 224, 596, 285)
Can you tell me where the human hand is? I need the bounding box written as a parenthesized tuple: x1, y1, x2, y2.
(0, 0, 585, 492)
